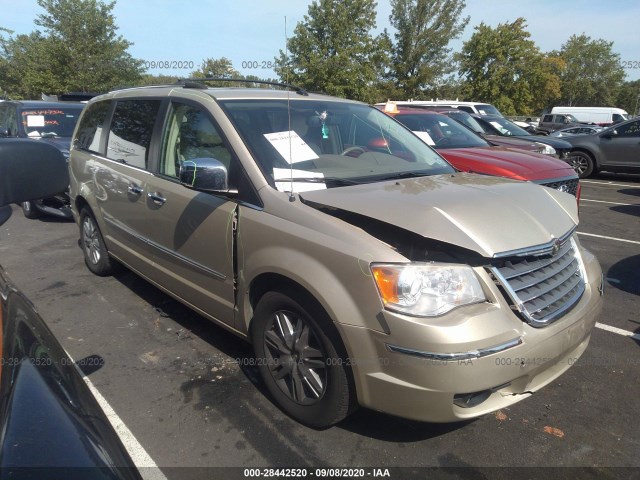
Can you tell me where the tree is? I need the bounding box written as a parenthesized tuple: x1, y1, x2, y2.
(553, 34, 625, 107)
(455, 18, 558, 115)
(1, 0, 143, 98)
(191, 57, 240, 79)
(616, 79, 640, 116)
(388, 0, 469, 99)
(274, 0, 390, 103)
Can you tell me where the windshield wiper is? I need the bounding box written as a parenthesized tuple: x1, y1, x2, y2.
(41, 132, 59, 138)
(372, 171, 431, 182)
(275, 177, 362, 186)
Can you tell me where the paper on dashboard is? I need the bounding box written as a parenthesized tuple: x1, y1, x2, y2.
(264, 131, 319, 164)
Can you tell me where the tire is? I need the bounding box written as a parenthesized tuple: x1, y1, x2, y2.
(79, 207, 119, 276)
(568, 151, 595, 178)
(22, 201, 40, 219)
(251, 291, 356, 428)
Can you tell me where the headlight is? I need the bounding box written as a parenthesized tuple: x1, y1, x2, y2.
(371, 263, 487, 317)
(536, 143, 556, 155)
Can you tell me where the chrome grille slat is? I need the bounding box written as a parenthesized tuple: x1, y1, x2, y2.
(524, 272, 582, 314)
(499, 241, 573, 280)
(517, 260, 580, 302)
(490, 235, 586, 327)
(508, 249, 576, 291)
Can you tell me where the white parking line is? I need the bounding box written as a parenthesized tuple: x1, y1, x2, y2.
(65, 352, 169, 480)
(595, 322, 640, 342)
(582, 180, 640, 188)
(577, 232, 640, 245)
(581, 199, 632, 206)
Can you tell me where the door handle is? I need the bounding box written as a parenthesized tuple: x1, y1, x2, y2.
(147, 192, 166, 206)
(128, 184, 143, 195)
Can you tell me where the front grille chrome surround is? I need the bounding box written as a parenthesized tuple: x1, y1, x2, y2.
(489, 232, 586, 327)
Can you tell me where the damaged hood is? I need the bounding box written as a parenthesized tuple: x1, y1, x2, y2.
(300, 173, 578, 258)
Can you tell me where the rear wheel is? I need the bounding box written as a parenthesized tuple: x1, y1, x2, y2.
(251, 291, 355, 428)
(568, 151, 595, 178)
(22, 201, 40, 219)
(79, 207, 119, 276)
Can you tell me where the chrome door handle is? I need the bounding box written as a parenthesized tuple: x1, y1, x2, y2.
(128, 184, 143, 195)
(147, 192, 166, 205)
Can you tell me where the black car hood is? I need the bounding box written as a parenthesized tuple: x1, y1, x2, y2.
(514, 135, 571, 150)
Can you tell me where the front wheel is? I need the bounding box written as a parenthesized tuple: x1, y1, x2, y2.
(251, 291, 355, 428)
(79, 207, 119, 276)
(568, 151, 595, 178)
(22, 201, 40, 219)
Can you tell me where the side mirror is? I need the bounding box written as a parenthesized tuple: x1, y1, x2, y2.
(179, 157, 232, 193)
(0, 128, 10, 138)
(0, 139, 68, 206)
(601, 130, 617, 139)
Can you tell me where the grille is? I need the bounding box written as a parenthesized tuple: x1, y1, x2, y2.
(489, 235, 585, 327)
(538, 177, 579, 197)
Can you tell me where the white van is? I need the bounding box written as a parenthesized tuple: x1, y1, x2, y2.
(550, 107, 628, 126)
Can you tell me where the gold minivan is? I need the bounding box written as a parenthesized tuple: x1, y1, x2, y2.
(69, 82, 603, 428)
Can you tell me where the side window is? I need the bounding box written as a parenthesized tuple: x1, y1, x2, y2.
(615, 121, 640, 137)
(106, 99, 160, 169)
(0, 106, 18, 136)
(74, 101, 110, 153)
(160, 102, 232, 178)
(542, 115, 553, 123)
(457, 106, 474, 114)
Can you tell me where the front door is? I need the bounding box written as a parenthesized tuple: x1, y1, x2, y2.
(139, 101, 237, 327)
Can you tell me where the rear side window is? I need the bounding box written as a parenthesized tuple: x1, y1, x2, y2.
(0, 105, 18, 137)
(106, 100, 161, 169)
(74, 101, 110, 152)
(542, 115, 553, 123)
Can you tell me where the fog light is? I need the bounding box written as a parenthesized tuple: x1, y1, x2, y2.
(453, 390, 492, 408)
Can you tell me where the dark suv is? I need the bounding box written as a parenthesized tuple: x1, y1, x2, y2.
(537, 113, 585, 135)
(0, 100, 85, 219)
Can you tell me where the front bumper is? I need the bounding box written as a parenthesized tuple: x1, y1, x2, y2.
(337, 248, 603, 422)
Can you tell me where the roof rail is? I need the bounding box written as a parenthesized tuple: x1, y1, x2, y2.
(174, 78, 309, 96)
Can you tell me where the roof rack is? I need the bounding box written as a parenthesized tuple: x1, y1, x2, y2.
(174, 78, 309, 96)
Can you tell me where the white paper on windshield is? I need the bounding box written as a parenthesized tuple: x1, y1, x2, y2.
(264, 131, 319, 164)
(273, 168, 326, 193)
(413, 131, 435, 146)
(26, 115, 45, 127)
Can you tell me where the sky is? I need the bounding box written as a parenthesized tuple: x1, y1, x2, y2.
(1, 0, 639, 83)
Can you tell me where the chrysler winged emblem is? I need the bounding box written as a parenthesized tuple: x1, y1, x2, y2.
(551, 239, 562, 256)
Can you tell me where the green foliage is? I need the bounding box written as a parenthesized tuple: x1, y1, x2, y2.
(274, 0, 390, 103)
(616, 79, 640, 116)
(0, 0, 143, 98)
(455, 18, 560, 115)
(191, 57, 240, 80)
(553, 34, 625, 107)
(389, 0, 469, 99)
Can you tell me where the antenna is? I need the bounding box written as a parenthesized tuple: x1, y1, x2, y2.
(285, 16, 295, 202)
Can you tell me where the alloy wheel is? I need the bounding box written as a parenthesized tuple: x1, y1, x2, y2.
(263, 310, 327, 405)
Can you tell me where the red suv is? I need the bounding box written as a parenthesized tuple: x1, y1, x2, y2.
(378, 105, 581, 203)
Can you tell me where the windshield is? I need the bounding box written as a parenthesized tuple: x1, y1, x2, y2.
(475, 104, 502, 116)
(219, 100, 454, 191)
(479, 116, 531, 136)
(393, 112, 489, 149)
(20, 105, 84, 138)
(442, 111, 486, 134)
